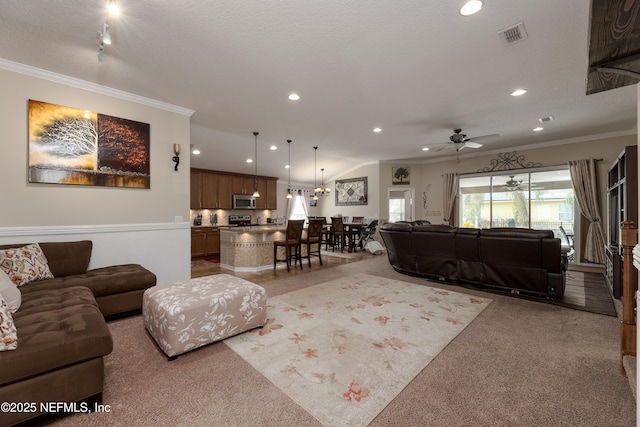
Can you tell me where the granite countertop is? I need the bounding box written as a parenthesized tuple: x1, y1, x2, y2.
(220, 224, 285, 233)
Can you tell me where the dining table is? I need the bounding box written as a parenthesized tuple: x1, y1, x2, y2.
(343, 222, 366, 252)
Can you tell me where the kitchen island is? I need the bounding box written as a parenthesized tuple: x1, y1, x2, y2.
(220, 224, 290, 271)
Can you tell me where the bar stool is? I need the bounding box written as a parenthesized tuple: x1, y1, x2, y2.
(273, 220, 304, 272)
(301, 219, 324, 267)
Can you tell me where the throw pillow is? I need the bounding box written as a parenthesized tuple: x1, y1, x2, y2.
(0, 243, 54, 287)
(0, 293, 18, 351)
(0, 270, 21, 313)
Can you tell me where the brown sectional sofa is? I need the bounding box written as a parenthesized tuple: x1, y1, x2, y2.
(0, 240, 156, 426)
(380, 223, 566, 298)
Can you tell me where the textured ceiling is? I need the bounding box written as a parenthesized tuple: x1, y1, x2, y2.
(0, 0, 637, 186)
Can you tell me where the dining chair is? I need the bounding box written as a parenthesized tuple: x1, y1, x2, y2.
(329, 216, 347, 252)
(349, 217, 365, 251)
(273, 219, 305, 272)
(301, 219, 324, 267)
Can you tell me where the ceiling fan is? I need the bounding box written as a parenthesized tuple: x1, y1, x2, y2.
(502, 175, 540, 191)
(431, 128, 500, 152)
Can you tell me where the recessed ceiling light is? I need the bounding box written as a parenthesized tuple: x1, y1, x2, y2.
(107, 0, 119, 16)
(511, 89, 527, 96)
(373, 127, 382, 133)
(246, 158, 253, 163)
(285, 164, 290, 169)
(288, 93, 300, 101)
(460, 1, 483, 16)
(533, 127, 544, 132)
(270, 145, 277, 150)
(192, 148, 200, 155)
(422, 146, 430, 151)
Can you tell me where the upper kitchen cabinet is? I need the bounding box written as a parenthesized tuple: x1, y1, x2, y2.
(191, 169, 229, 209)
(190, 170, 203, 209)
(232, 175, 253, 195)
(192, 168, 277, 211)
(217, 174, 233, 209)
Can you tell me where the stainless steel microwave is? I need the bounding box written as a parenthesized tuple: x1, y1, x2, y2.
(232, 194, 256, 210)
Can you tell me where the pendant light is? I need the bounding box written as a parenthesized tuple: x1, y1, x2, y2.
(312, 147, 319, 200)
(286, 139, 293, 199)
(319, 168, 331, 196)
(252, 131, 260, 197)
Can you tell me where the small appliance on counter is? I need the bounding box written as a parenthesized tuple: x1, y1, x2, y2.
(193, 213, 202, 226)
(228, 214, 253, 226)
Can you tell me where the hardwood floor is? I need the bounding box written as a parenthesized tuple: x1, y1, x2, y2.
(191, 249, 376, 285)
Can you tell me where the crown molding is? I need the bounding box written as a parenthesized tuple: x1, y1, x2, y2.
(0, 58, 195, 117)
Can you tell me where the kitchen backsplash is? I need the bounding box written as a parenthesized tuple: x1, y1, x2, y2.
(190, 209, 278, 226)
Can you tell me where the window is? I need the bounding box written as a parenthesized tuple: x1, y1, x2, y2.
(288, 192, 308, 220)
(459, 167, 575, 234)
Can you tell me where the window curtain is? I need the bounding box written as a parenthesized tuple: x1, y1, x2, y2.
(286, 189, 310, 219)
(286, 194, 296, 219)
(443, 173, 458, 225)
(299, 190, 310, 218)
(568, 159, 606, 264)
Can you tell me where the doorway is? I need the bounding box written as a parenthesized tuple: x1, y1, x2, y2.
(388, 188, 415, 222)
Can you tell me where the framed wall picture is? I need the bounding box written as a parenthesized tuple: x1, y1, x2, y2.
(28, 99, 151, 188)
(309, 198, 318, 207)
(335, 177, 367, 206)
(392, 166, 410, 185)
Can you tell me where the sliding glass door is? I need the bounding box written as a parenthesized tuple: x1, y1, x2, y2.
(459, 168, 574, 234)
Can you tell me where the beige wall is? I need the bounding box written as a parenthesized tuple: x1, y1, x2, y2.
(0, 68, 192, 227)
(318, 163, 381, 220)
(404, 135, 637, 225)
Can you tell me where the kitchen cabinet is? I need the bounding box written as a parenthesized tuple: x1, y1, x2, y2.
(191, 168, 278, 211)
(191, 170, 234, 209)
(217, 174, 233, 209)
(266, 178, 277, 210)
(190, 170, 203, 209)
(202, 172, 219, 208)
(233, 175, 254, 195)
(191, 227, 220, 258)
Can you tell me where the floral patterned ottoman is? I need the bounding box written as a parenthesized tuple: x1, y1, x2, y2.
(142, 274, 267, 359)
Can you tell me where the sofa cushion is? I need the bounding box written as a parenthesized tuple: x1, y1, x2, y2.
(18, 264, 157, 298)
(0, 286, 113, 386)
(0, 293, 18, 351)
(0, 243, 54, 286)
(0, 269, 21, 313)
(39, 241, 93, 277)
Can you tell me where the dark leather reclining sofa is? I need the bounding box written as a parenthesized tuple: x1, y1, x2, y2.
(379, 223, 566, 298)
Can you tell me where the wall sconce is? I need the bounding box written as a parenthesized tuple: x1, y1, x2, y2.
(172, 144, 181, 171)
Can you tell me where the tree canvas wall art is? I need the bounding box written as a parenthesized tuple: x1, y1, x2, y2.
(28, 99, 150, 188)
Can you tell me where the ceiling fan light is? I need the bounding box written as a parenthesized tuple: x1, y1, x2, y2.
(460, 1, 483, 16)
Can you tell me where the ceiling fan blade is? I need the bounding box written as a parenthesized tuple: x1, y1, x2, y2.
(465, 133, 500, 143)
(435, 144, 454, 152)
(464, 141, 483, 149)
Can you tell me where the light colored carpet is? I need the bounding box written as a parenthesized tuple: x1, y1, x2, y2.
(225, 273, 491, 427)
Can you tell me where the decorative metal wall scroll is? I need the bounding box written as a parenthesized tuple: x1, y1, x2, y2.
(477, 151, 541, 173)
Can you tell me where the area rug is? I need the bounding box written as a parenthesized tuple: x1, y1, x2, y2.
(224, 273, 492, 427)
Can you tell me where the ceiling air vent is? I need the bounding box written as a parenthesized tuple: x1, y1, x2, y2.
(499, 22, 528, 46)
(538, 116, 554, 123)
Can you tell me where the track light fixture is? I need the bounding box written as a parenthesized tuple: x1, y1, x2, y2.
(97, 42, 106, 63)
(102, 22, 112, 45)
